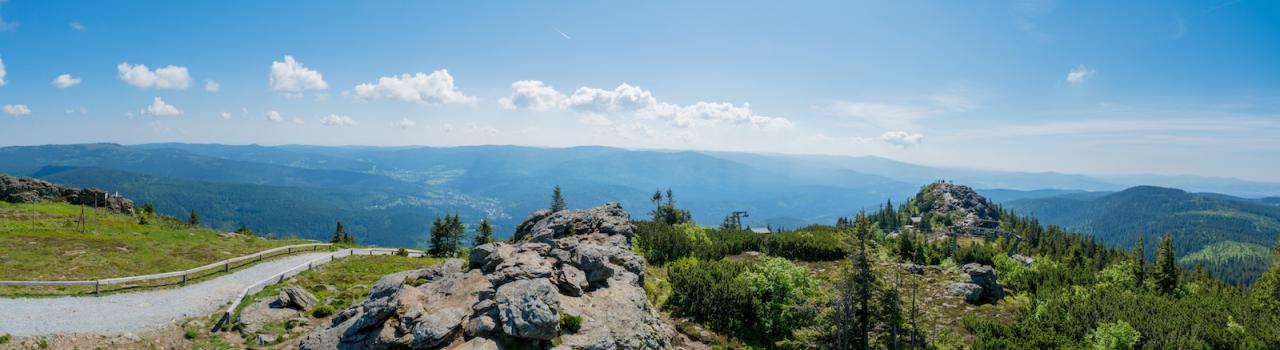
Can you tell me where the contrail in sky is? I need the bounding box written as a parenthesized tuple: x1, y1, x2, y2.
(553, 27, 572, 40)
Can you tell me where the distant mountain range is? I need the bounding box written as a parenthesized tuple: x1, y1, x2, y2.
(3, 143, 1278, 251)
(1001, 186, 1280, 285)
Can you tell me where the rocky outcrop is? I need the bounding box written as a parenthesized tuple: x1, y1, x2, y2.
(0, 175, 134, 214)
(947, 263, 1005, 304)
(280, 287, 319, 311)
(300, 203, 675, 350)
(917, 181, 998, 229)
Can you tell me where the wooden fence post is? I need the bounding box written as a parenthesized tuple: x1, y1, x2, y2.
(94, 280, 100, 295)
(182, 274, 188, 286)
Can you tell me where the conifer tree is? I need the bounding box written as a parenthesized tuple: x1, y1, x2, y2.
(834, 211, 877, 349)
(474, 218, 494, 247)
(332, 221, 348, 244)
(1132, 235, 1146, 289)
(1154, 233, 1178, 295)
(188, 209, 200, 226)
(1251, 239, 1280, 316)
(429, 217, 447, 256)
(551, 186, 567, 212)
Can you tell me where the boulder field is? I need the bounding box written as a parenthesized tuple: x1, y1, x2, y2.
(299, 203, 680, 350)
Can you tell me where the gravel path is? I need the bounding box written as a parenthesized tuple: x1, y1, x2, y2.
(0, 251, 337, 336)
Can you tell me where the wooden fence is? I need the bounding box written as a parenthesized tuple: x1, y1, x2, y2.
(0, 243, 334, 293)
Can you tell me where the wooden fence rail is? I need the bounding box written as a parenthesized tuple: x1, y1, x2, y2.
(0, 243, 334, 293)
(212, 247, 427, 331)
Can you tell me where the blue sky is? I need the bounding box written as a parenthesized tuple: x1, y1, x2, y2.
(0, 0, 1278, 181)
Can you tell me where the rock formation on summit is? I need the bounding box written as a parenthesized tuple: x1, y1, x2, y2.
(915, 181, 999, 229)
(299, 202, 678, 349)
(0, 174, 134, 214)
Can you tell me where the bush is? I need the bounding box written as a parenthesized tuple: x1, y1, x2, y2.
(0, 333, 10, 345)
(1087, 321, 1141, 350)
(310, 304, 336, 318)
(560, 313, 583, 333)
(183, 327, 199, 339)
(635, 221, 847, 266)
(666, 256, 817, 343)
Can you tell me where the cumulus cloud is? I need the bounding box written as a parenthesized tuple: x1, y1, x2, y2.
(117, 62, 191, 89)
(1067, 64, 1095, 84)
(353, 70, 475, 104)
(0, 55, 6, 86)
(880, 131, 924, 148)
(500, 81, 792, 130)
(142, 97, 182, 116)
(499, 80, 565, 111)
(269, 55, 327, 92)
(397, 118, 416, 129)
(205, 80, 220, 92)
(320, 114, 357, 126)
(51, 74, 81, 89)
(266, 110, 283, 122)
(4, 104, 30, 116)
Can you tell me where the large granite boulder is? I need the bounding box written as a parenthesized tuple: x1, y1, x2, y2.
(959, 263, 1005, 304)
(279, 287, 319, 311)
(299, 203, 673, 350)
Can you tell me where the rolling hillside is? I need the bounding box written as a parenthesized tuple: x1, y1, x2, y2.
(1005, 186, 1280, 285)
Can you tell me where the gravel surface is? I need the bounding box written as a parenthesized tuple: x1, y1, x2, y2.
(0, 251, 339, 336)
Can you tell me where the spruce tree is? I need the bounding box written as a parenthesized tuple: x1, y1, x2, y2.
(332, 221, 347, 244)
(429, 217, 447, 256)
(188, 209, 200, 226)
(834, 211, 877, 349)
(551, 186, 567, 212)
(1251, 239, 1280, 316)
(1154, 233, 1178, 295)
(1131, 235, 1146, 289)
(474, 218, 494, 247)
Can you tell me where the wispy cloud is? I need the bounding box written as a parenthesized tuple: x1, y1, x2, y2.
(500, 80, 793, 130)
(69, 21, 85, 31)
(1066, 64, 1095, 85)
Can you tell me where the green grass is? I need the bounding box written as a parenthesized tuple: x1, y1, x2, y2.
(232, 254, 440, 341)
(1178, 240, 1272, 265)
(0, 201, 309, 295)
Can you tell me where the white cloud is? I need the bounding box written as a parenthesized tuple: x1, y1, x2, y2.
(501, 81, 792, 130)
(823, 90, 977, 131)
(4, 104, 30, 116)
(69, 21, 85, 31)
(142, 97, 182, 116)
(51, 74, 81, 89)
(611, 123, 657, 140)
(0, 55, 6, 86)
(269, 55, 327, 92)
(353, 70, 475, 104)
(265, 110, 283, 122)
(466, 123, 499, 134)
(117, 62, 191, 89)
(320, 114, 357, 127)
(397, 118, 416, 129)
(219, 111, 232, 119)
(1067, 64, 1095, 84)
(292, 117, 306, 124)
(499, 80, 565, 111)
(205, 80, 220, 92)
(880, 131, 924, 148)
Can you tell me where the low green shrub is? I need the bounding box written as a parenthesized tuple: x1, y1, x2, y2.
(311, 304, 336, 318)
(560, 313, 583, 333)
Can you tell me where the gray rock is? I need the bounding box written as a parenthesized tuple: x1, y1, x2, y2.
(369, 259, 465, 300)
(496, 278, 561, 340)
(1011, 254, 1034, 266)
(900, 263, 925, 275)
(575, 244, 619, 285)
(946, 282, 984, 304)
(0, 175, 135, 214)
(489, 249, 554, 285)
(454, 337, 501, 350)
(256, 333, 278, 346)
(556, 264, 589, 296)
(960, 263, 1005, 303)
(470, 242, 516, 272)
(238, 298, 300, 334)
(464, 315, 497, 337)
(409, 307, 468, 349)
(279, 286, 319, 310)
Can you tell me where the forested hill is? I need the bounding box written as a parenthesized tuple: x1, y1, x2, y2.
(1005, 185, 1280, 285)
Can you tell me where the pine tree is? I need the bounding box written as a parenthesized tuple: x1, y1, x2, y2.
(551, 186, 567, 212)
(332, 221, 347, 244)
(474, 218, 494, 247)
(834, 211, 877, 349)
(188, 209, 200, 226)
(1154, 233, 1178, 295)
(430, 214, 465, 257)
(1250, 239, 1280, 316)
(429, 217, 447, 256)
(1132, 235, 1146, 289)
(142, 202, 156, 215)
